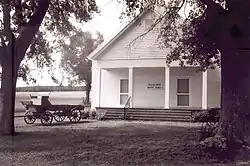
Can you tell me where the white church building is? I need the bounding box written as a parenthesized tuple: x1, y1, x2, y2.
(88, 8, 221, 111)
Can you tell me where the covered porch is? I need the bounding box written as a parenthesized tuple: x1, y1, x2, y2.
(92, 65, 220, 110)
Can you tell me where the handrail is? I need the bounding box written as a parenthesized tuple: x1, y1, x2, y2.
(123, 96, 131, 120)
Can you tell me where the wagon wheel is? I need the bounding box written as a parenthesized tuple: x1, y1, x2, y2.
(40, 111, 53, 126)
(69, 108, 81, 123)
(53, 110, 66, 122)
(24, 111, 36, 124)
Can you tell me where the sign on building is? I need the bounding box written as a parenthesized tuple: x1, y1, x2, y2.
(147, 83, 163, 90)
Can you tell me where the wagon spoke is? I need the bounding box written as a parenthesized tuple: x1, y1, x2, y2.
(41, 111, 53, 126)
(54, 110, 66, 122)
(69, 108, 81, 123)
(24, 111, 36, 124)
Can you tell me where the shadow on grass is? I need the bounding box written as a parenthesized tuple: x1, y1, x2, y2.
(31, 120, 95, 127)
(0, 121, 249, 166)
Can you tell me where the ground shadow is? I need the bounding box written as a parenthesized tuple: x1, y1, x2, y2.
(0, 121, 249, 166)
(32, 120, 95, 126)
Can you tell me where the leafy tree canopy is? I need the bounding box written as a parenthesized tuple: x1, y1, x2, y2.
(121, 0, 250, 154)
(0, 0, 99, 84)
(120, 0, 235, 69)
(59, 30, 104, 104)
(60, 30, 104, 86)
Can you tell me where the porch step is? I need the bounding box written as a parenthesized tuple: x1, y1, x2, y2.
(97, 107, 195, 122)
(106, 111, 192, 116)
(103, 116, 191, 122)
(105, 113, 191, 118)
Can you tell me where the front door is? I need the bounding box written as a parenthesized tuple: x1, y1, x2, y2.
(176, 78, 189, 107)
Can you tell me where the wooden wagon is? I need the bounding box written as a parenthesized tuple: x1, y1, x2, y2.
(21, 95, 85, 126)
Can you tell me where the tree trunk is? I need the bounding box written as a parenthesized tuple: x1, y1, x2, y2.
(0, 42, 19, 135)
(217, 49, 250, 145)
(0, 0, 49, 136)
(85, 82, 91, 105)
(0, 65, 18, 135)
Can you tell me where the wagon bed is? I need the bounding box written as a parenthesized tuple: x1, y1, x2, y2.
(25, 104, 85, 111)
(21, 95, 85, 126)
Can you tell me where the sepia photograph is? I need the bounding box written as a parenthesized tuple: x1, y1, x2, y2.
(0, 0, 250, 165)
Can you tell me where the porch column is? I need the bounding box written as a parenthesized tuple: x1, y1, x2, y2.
(202, 70, 208, 109)
(164, 66, 170, 109)
(96, 67, 102, 107)
(128, 67, 133, 107)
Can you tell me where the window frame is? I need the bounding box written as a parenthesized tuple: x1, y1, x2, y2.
(119, 79, 129, 105)
(145, 18, 153, 30)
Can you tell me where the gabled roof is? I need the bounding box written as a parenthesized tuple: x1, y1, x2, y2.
(88, 8, 157, 60)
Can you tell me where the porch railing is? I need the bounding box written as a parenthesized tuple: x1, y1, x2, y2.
(123, 96, 131, 120)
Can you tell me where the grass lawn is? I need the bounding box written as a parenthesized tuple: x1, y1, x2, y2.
(0, 118, 249, 166)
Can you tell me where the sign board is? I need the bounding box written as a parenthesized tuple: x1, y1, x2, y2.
(147, 83, 163, 90)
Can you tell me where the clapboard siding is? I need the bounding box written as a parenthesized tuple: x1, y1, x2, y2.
(99, 10, 169, 60)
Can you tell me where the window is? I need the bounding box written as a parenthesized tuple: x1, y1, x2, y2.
(120, 79, 129, 105)
(145, 19, 153, 30)
(177, 79, 189, 106)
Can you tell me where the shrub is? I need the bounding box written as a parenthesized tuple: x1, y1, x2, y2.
(193, 108, 220, 123)
(91, 110, 97, 119)
(193, 108, 220, 141)
(200, 135, 229, 162)
(93, 109, 106, 120)
(81, 111, 90, 119)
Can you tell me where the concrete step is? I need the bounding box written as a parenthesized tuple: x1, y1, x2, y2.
(98, 107, 194, 122)
(105, 113, 191, 118)
(103, 116, 191, 122)
(126, 114, 191, 119)
(106, 111, 191, 116)
(104, 114, 192, 121)
(106, 110, 192, 115)
(131, 117, 191, 122)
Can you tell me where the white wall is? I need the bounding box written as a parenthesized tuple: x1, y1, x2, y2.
(98, 10, 170, 60)
(207, 67, 221, 108)
(98, 67, 165, 108)
(133, 67, 165, 108)
(169, 67, 202, 108)
(97, 67, 205, 109)
(100, 68, 128, 107)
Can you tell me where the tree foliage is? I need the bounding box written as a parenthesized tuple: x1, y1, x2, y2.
(0, 0, 99, 135)
(60, 30, 104, 104)
(121, 0, 223, 69)
(0, 0, 99, 83)
(60, 30, 104, 85)
(16, 86, 86, 92)
(122, 0, 250, 158)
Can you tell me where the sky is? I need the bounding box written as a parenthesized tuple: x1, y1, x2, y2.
(16, 0, 126, 87)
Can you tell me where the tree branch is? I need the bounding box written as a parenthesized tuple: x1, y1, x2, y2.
(198, 0, 216, 7)
(128, 11, 167, 48)
(0, 30, 6, 63)
(2, 0, 12, 40)
(14, 0, 24, 26)
(225, 0, 243, 10)
(50, 0, 67, 23)
(16, 0, 50, 64)
(0, 31, 6, 48)
(199, 0, 225, 10)
(128, 0, 185, 48)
